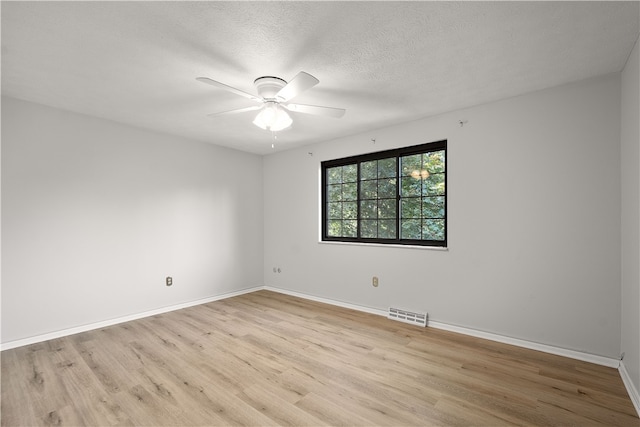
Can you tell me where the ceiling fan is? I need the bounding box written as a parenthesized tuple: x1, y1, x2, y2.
(196, 71, 345, 132)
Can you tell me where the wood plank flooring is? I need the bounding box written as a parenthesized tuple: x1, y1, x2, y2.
(2, 290, 638, 426)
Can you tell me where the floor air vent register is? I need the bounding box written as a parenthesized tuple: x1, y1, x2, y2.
(388, 307, 428, 327)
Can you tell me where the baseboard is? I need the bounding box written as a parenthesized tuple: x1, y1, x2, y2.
(263, 286, 387, 317)
(619, 361, 640, 417)
(264, 286, 621, 369)
(428, 321, 620, 368)
(0, 286, 263, 351)
(2, 284, 624, 372)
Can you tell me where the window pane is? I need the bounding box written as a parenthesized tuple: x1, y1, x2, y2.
(360, 161, 377, 180)
(401, 197, 420, 219)
(423, 173, 445, 196)
(343, 202, 357, 219)
(423, 219, 445, 240)
(401, 176, 421, 197)
(401, 154, 421, 176)
(361, 180, 377, 199)
(328, 202, 342, 219)
(342, 182, 357, 201)
(361, 220, 377, 238)
(378, 178, 396, 198)
(379, 220, 396, 239)
(401, 219, 421, 239)
(328, 220, 342, 236)
(343, 164, 357, 182)
(422, 196, 445, 218)
(378, 157, 396, 178)
(424, 150, 445, 173)
(327, 167, 342, 184)
(378, 198, 396, 219)
(344, 220, 358, 237)
(360, 200, 377, 219)
(328, 184, 342, 202)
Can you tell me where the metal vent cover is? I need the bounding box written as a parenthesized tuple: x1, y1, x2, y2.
(388, 307, 427, 327)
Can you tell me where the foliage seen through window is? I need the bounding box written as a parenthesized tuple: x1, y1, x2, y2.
(322, 140, 446, 247)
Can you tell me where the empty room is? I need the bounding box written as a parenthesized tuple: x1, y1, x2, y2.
(2, 1, 640, 426)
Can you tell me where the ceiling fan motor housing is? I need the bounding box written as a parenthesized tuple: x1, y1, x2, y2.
(254, 76, 287, 100)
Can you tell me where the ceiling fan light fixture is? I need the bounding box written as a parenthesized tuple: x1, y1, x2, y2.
(198, 71, 344, 134)
(253, 102, 292, 132)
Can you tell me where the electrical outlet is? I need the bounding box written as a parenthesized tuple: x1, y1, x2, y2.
(372, 276, 379, 287)
(166, 276, 173, 286)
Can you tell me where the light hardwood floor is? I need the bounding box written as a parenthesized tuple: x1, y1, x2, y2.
(2, 290, 638, 426)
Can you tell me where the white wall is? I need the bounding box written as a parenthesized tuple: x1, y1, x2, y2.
(1, 97, 264, 344)
(264, 74, 622, 359)
(621, 35, 640, 396)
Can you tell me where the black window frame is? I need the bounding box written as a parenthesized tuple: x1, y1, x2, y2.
(321, 140, 447, 247)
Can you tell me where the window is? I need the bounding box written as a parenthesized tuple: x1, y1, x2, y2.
(322, 140, 446, 247)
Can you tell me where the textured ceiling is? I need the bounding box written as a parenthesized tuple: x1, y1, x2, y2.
(2, 1, 639, 155)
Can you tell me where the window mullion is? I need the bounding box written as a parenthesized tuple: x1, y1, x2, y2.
(356, 161, 361, 239)
(395, 154, 401, 242)
(376, 160, 380, 239)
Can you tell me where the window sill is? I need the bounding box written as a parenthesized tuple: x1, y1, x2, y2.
(318, 240, 448, 251)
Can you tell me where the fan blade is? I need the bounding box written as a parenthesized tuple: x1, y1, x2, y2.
(196, 77, 262, 102)
(284, 103, 346, 118)
(207, 105, 262, 117)
(275, 72, 319, 102)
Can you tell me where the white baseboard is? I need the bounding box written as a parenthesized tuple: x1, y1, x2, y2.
(1, 284, 624, 372)
(428, 321, 620, 368)
(619, 361, 640, 417)
(263, 286, 387, 317)
(0, 286, 263, 351)
(3, 284, 636, 416)
(265, 286, 621, 369)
